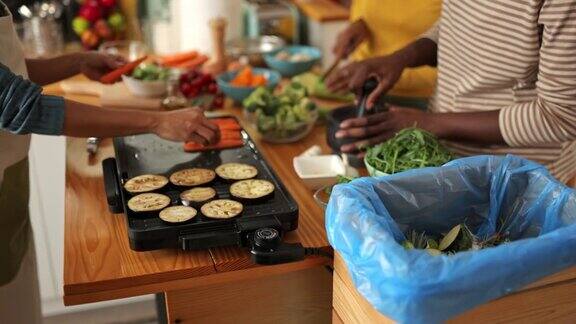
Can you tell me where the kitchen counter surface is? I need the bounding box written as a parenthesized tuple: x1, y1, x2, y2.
(45, 80, 341, 306)
(293, 0, 349, 22)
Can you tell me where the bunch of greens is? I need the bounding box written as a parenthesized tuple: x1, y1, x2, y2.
(132, 64, 169, 81)
(402, 220, 511, 256)
(243, 82, 318, 138)
(292, 72, 355, 102)
(365, 127, 452, 174)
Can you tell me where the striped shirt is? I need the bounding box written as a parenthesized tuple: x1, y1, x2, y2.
(423, 0, 576, 183)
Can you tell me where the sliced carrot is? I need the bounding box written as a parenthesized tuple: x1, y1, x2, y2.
(231, 67, 253, 87)
(183, 139, 243, 152)
(157, 51, 198, 66)
(174, 55, 209, 69)
(219, 131, 242, 140)
(218, 124, 242, 131)
(99, 56, 148, 84)
(214, 118, 241, 129)
(251, 74, 267, 86)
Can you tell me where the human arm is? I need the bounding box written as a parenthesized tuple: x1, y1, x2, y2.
(0, 64, 218, 144)
(335, 107, 503, 155)
(26, 51, 125, 86)
(332, 19, 370, 60)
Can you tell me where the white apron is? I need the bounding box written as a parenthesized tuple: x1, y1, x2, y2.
(0, 1, 33, 285)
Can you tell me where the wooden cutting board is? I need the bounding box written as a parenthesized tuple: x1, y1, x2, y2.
(60, 80, 162, 110)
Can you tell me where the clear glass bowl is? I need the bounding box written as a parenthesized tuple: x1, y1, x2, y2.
(251, 110, 319, 144)
(313, 185, 331, 210)
(99, 40, 148, 61)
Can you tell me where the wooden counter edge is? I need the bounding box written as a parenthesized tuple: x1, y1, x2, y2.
(293, 0, 349, 22)
(333, 253, 576, 323)
(64, 255, 331, 305)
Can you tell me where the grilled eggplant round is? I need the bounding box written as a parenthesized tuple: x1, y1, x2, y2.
(169, 168, 216, 186)
(127, 193, 171, 212)
(230, 179, 275, 200)
(124, 174, 168, 193)
(159, 206, 197, 223)
(180, 187, 217, 205)
(215, 163, 258, 181)
(201, 199, 243, 219)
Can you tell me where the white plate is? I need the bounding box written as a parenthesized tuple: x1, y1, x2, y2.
(293, 155, 346, 190)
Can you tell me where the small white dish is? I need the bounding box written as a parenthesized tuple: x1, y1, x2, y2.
(293, 155, 346, 190)
(122, 75, 167, 98)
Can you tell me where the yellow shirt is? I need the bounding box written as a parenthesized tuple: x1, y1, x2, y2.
(351, 0, 441, 98)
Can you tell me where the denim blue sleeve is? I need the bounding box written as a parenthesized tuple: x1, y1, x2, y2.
(0, 63, 65, 135)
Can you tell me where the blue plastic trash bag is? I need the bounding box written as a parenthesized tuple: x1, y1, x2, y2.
(326, 155, 576, 323)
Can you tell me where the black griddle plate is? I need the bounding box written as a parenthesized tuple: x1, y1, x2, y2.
(103, 117, 298, 251)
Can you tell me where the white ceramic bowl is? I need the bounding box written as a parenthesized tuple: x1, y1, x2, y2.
(364, 155, 389, 177)
(122, 75, 167, 98)
(293, 155, 347, 190)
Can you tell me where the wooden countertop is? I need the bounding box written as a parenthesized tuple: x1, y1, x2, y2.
(47, 81, 342, 305)
(293, 0, 349, 22)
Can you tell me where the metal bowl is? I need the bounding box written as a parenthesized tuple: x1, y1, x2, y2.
(226, 36, 286, 67)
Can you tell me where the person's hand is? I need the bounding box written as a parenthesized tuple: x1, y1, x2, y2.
(77, 51, 127, 81)
(332, 19, 370, 59)
(335, 106, 433, 157)
(326, 54, 407, 108)
(152, 107, 220, 145)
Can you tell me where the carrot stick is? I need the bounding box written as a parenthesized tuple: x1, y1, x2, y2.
(183, 139, 244, 152)
(174, 55, 209, 69)
(157, 51, 198, 66)
(99, 56, 148, 84)
(218, 124, 242, 131)
(219, 131, 242, 140)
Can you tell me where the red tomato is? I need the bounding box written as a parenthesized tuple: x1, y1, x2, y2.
(98, 0, 117, 8)
(207, 83, 218, 94)
(186, 70, 199, 81)
(179, 74, 190, 84)
(79, 3, 103, 23)
(213, 96, 224, 108)
(180, 82, 192, 97)
(188, 88, 200, 98)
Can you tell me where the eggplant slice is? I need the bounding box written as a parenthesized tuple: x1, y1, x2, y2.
(180, 187, 217, 204)
(201, 199, 244, 219)
(170, 168, 216, 186)
(229, 179, 275, 200)
(215, 163, 258, 181)
(128, 193, 171, 212)
(124, 174, 169, 193)
(159, 206, 197, 223)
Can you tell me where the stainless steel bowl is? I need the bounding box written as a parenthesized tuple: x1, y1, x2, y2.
(226, 36, 286, 66)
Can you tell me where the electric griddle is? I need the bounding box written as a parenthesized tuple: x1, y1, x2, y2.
(102, 117, 299, 252)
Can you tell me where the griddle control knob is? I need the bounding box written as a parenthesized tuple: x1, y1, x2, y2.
(254, 228, 281, 251)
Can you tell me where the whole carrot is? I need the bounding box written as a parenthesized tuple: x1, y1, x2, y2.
(157, 51, 198, 67)
(174, 55, 209, 70)
(99, 56, 148, 84)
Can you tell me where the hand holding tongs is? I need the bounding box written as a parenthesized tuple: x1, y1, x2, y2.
(356, 77, 379, 118)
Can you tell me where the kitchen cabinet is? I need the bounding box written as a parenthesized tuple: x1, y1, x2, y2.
(29, 93, 154, 321)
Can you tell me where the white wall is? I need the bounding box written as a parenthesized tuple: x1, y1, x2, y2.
(150, 0, 243, 54)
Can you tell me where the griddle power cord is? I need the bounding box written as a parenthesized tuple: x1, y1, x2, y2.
(304, 247, 334, 259)
(250, 228, 334, 265)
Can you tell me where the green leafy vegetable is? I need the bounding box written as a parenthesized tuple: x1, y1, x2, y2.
(401, 222, 511, 255)
(439, 224, 461, 251)
(243, 82, 318, 139)
(292, 72, 355, 102)
(365, 127, 453, 174)
(132, 64, 169, 81)
(324, 175, 356, 195)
